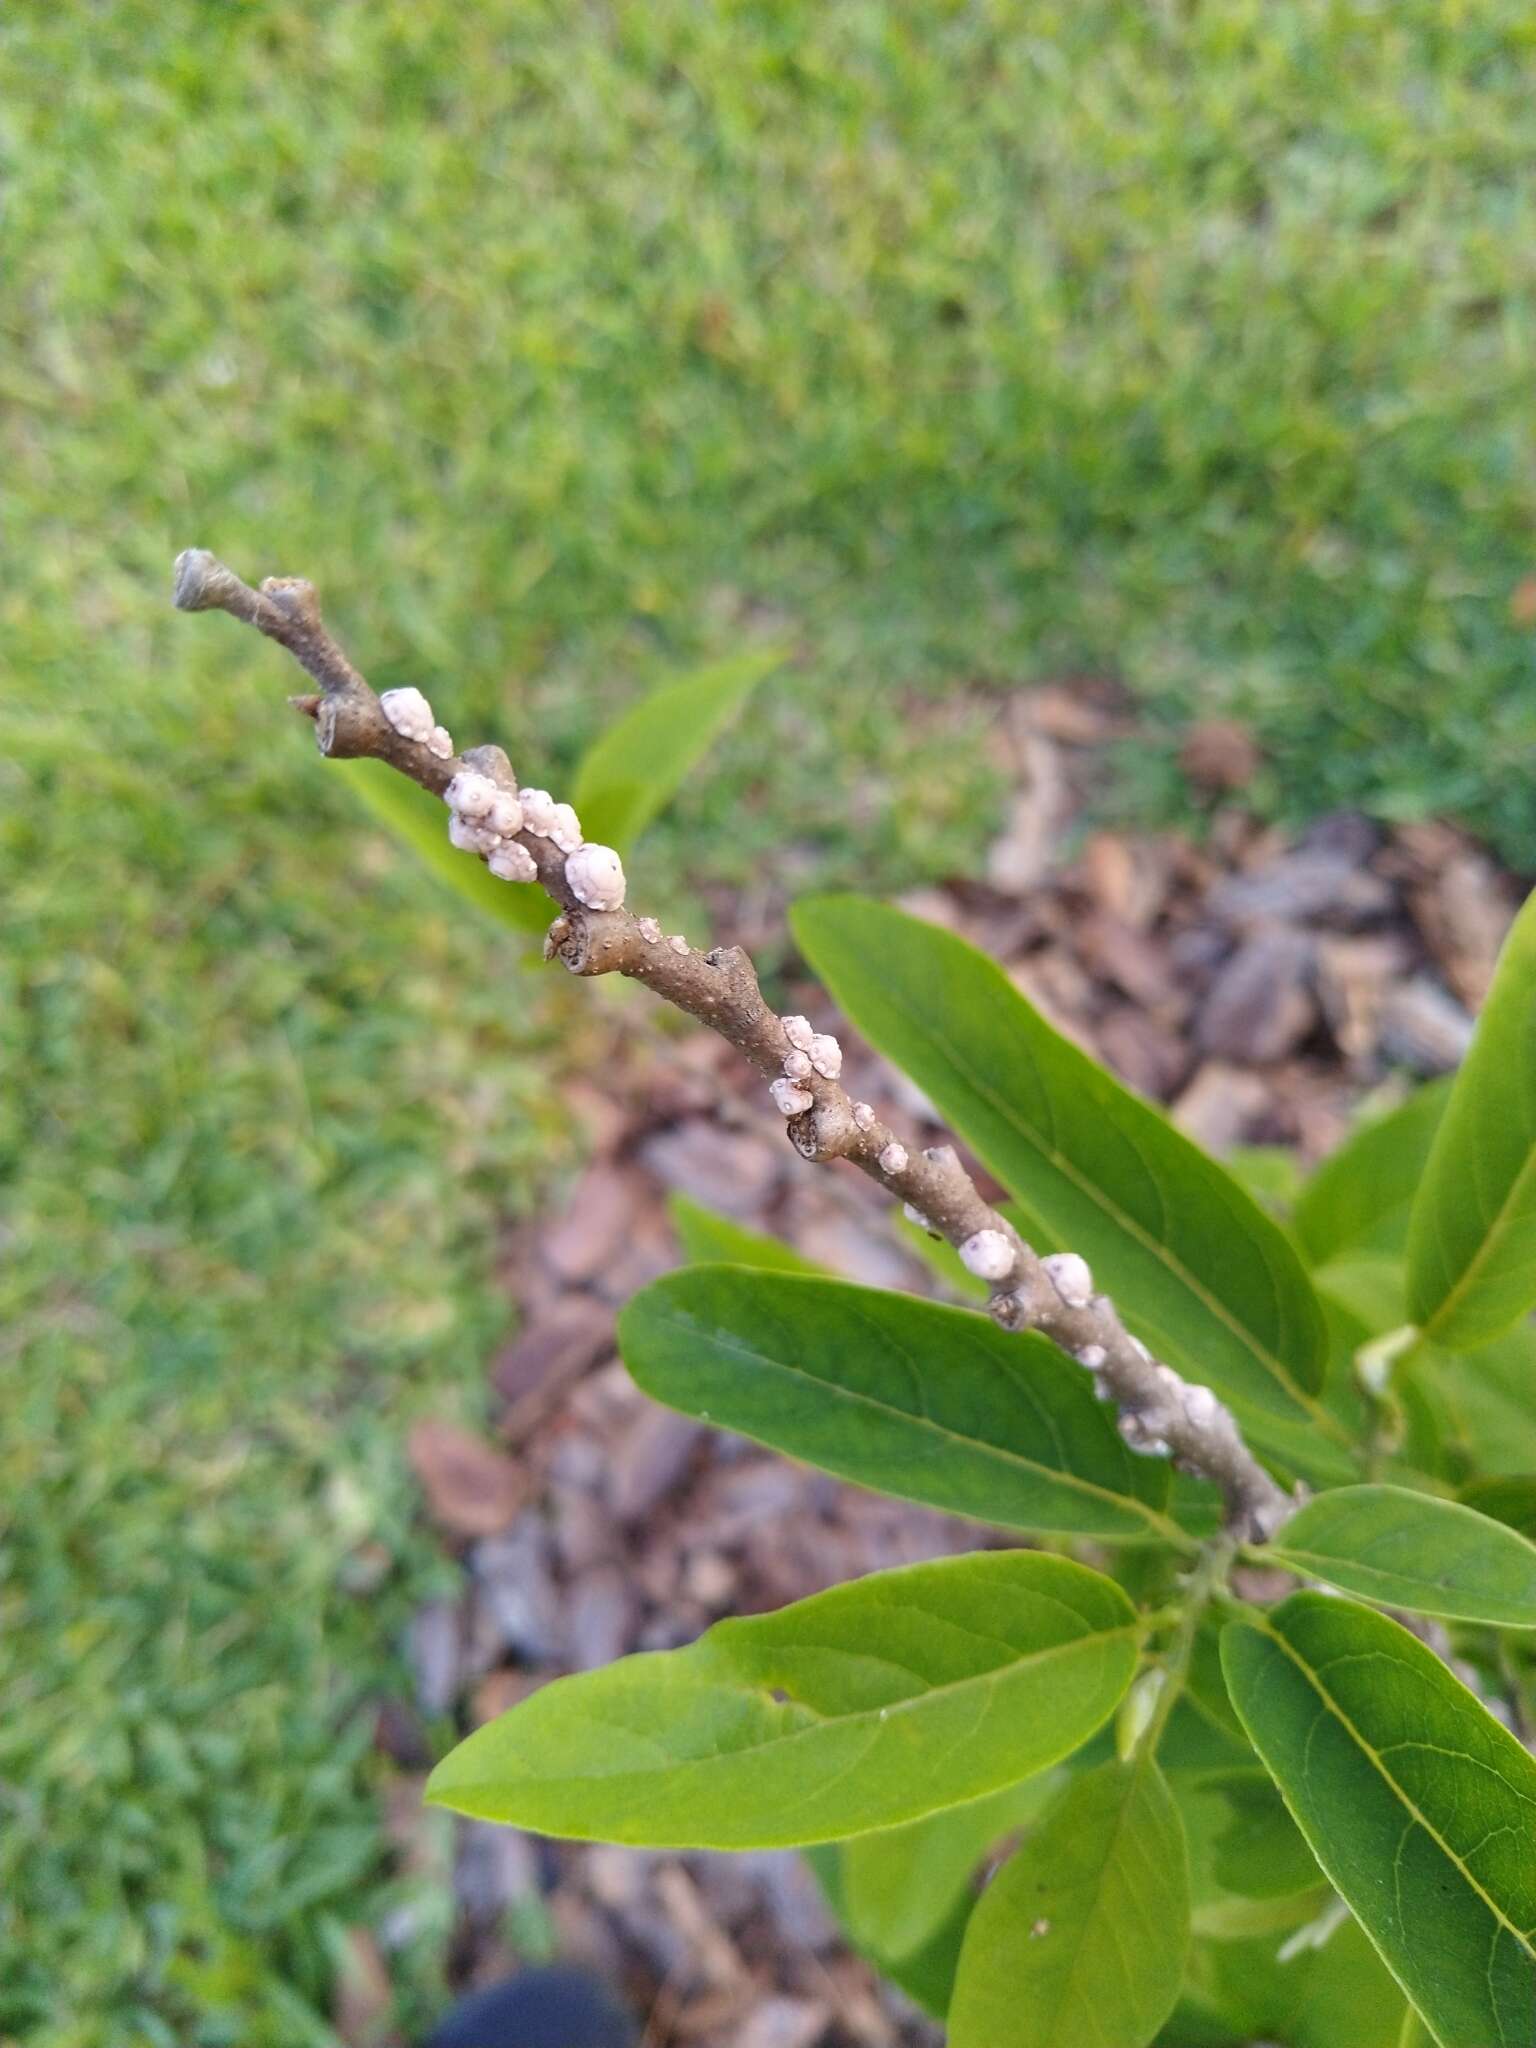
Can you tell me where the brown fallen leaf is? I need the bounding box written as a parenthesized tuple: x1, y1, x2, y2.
(1180, 719, 1261, 793)
(407, 1420, 527, 1540)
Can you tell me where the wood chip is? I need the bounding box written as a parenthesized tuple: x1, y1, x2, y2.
(333, 1927, 396, 2048)
(540, 1163, 645, 1284)
(1197, 925, 1317, 1063)
(1095, 1006, 1192, 1101)
(566, 1563, 636, 1672)
(609, 1407, 705, 1523)
(1209, 852, 1393, 930)
(493, 1299, 614, 1436)
(1171, 1062, 1272, 1155)
(407, 1420, 527, 1540)
(986, 724, 1067, 895)
(1410, 850, 1516, 1009)
(734, 1996, 834, 2048)
(639, 1119, 784, 1217)
(1315, 934, 1409, 1067)
(406, 1599, 464, 1717)
(1377, 978, 1476, 1074)
(1078, 831, 1176, 930)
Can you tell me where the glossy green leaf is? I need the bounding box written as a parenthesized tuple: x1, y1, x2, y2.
(618, 1267, 1185, 1543)
(427, 1552, 1139, 1847)
(878, 1887, 975, 2019)
(1203, 1768, 1319, 1900)
(1265, 1484, 1536, 1627)
(667, 1194, 824, 1276)
(842, 1773, 1059, 1963)
(1222, 1592, 1536, 2046)
(1169, 1767, 1324, 1942)
(809, 1842, 973, 2019)
(791, 896, 1329, 1432)
(1407, 887, 1536, 1349)
(1167, 1913, 1409, 2048)
(1311, 1254, 1411, 1339)
(1402, 1323, 1536, 1479)
(949, 1760, 1189, 2048)
(1156, 1629, 1258, 1774)
(1460, 1475, 1536, 1542)
(1295, 1081, 1452, 1265)
(572, 648, 780, 851)
(338, 760, 550, 931)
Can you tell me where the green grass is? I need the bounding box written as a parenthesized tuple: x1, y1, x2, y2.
(4, 0, 1535, 2037)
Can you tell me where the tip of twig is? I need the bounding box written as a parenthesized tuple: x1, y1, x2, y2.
(172, 548, 225, 610)
(288, 693, 322, 720)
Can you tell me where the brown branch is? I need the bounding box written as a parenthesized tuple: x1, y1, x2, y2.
(172, 549, 1295, 1541)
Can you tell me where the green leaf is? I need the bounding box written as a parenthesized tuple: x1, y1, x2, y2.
(337, 760, 551, 931)
(809, 1842, 974, 2018)
(1264, 1484, 1536, 1627)
(1222, 1591, 1536, 2046)
(667, 1194, 824, 1276)
(1295, 1081, 1452, 1265)
(842, 1773, 1059, 1963)
(1168, 1914, 1410, 2048)
(877, 1887, 975, 2019)
(949, 1759, 1189, 2048)
(572, 648, 780, 851)
(1311, 1254, 1411, 1339)
(1169, 1767, 1324, 1941)
(1203, 1768, 1320, 1900)
(427, 1551, 1139, 1847)
(791, 896, 1329, 1432)
(618, 1267, 1186, 1543)
(1225, 1145, 1305, 1219)
(1407, 887, 1536, 1349)
(1402, 1323, 1536, 1479)
(1460, 1476, 1536, 1542)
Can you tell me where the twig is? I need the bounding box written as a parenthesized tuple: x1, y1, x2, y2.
(172, 550, 1295, 1541)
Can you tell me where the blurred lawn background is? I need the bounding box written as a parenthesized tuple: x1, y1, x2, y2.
(3, 1, 1535, 2039)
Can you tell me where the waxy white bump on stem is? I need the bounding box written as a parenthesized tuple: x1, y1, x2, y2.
(959, 1229, 1014, 1281)
(808, 1033, 842, 1079)
(1041, 1251, 1094, 1310)
(549, 802, 583, 853)
(444, 770, 498, 821)
(519, 788, 557, 836)
(565, 843, 627, 912)
(488, 841, 538, 883)
(379, 687, 435, 741)
(770, 1078, 814, 1117)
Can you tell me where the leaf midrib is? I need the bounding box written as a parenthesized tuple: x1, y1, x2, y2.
(1037, 1763, 1168, 2047)
(444, 1621, 1142, 1791)
(1257, 1617, 1536, 1965)
(640, 1303, 1191, 1546)
(831, 929, 1335, 1431)
(1420, 1144, 1536, 1341)
(1263, 1541, 1536, 1625)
